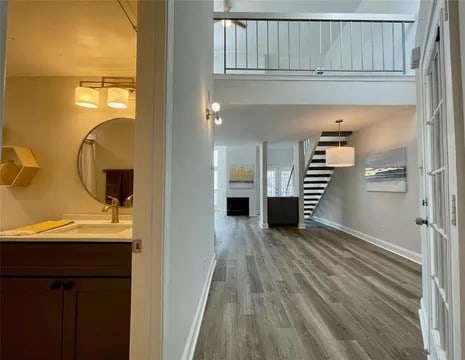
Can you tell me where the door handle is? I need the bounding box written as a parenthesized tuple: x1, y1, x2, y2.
(63, 280, 75, 291)
(415, 217, 429, 226)
(50, 280, 62, 291)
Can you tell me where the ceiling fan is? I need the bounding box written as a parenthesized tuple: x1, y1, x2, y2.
(215, 0, 247, 29)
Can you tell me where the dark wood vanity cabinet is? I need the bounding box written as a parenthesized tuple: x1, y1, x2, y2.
(0, 242, 132, 360)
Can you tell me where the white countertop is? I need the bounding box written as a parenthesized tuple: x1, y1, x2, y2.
(0, 217, 133, 243)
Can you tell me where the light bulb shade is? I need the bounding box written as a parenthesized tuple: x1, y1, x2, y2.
(75, 87, 99, 108)
(107, 88, 129, 109)
(215, 116, 223, 125)
(326, 146, 355, 167)
(211, 102, 221, 112)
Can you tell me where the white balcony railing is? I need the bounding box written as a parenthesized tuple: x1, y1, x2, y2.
(214, 13, 416, 75)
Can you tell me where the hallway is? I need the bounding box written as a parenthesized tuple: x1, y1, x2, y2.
(194, 215, 425, 360)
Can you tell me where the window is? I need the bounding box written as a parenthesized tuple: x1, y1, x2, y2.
(268, 167, 293, 197)
(267, 170, 277, 197)
(280, 170, 294, 196)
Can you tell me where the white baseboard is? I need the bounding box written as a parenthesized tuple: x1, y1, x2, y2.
(298, 223, 306, 229)
(259, 222, 269, 229)
(313, 216, 422, 264)
(181, 254, 217, 360)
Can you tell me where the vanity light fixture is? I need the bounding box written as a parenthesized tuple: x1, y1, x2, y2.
(326, 119, 355, 167)
(206, 102, 223, 125)
(75, 87, 100, 109)
(107, 87, 129, 109)
(75, 77, 136, 109)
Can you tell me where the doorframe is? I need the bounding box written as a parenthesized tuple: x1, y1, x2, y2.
(416, 0, 465, 358)
(0, 0, 8, 149)
(131, 1, 168, 359)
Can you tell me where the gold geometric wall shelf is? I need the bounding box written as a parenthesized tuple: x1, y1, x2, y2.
(0, 146, 40, 187)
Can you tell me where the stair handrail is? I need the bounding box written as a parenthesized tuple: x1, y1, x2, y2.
(285, 165, 295, 196)
(303, 134, 322, 178)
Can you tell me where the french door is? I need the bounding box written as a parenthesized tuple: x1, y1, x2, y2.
(267, 167, 293, 197)
(423, 35, 451, 360)
(418, 3, 464, 359)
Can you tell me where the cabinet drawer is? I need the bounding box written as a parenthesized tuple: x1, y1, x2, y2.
(0, 242, 131, 277)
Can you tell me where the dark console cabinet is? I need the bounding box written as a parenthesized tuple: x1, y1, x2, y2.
(0, 242, 131, 360)
(268, 197, 299, 226)
(227, 197, 249, 216)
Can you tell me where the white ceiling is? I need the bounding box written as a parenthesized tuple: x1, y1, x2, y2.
(214, 104, 416, 145)
(6, 1, 137, 77)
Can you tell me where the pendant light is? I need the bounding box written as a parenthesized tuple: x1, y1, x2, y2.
(326, 119, 355, 167)
(75, 87, 99, 108)
(107, 87, 129, 109)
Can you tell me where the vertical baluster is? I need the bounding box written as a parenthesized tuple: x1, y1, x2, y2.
(256, 21, 259, 69)
(401, 21, 406, 74)
(350, 21, 353, 71)
(278, 21, 280, 69)
(361, 21, 364, 71)
(340, 20, 343, 70)
(267, 20, 270, 69)
(371, 22, 374, 71)
(309, 20, 312, 70)
(223, 19, 227, 73)
(381, 22, 385, 71)
(392, 22, 395, 71)
(288, 21, 291, 70)
(329, 21, 333, 70)
(298, 20, 301, 70)
(319, 21, 322, 70)
(235, 22, 238, 69)
(245, 20, 248, 69)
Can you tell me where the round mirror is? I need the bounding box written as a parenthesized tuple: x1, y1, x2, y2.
(78, 118, 135, 206)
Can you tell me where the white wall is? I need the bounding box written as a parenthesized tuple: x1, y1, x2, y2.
(164, 1, 215, 359)
(214, 77, 416, 106)
(0, 77, 135, 231)
(314, 110, 421, 258)
(225, 145, 260, 215)
(268, 147, 293, 167)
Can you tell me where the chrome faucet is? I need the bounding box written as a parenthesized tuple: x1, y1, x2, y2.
(102, 196, 120, 223)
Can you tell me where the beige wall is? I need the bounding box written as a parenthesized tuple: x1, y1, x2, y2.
(314, 110, 421, 256)
(0, 77, 135, 230)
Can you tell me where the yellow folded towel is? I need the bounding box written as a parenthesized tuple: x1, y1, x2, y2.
(0, 220, 74, 236)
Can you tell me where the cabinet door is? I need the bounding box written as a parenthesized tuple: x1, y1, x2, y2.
(62, 278, 131, 360)
(0, 278, 63, 360)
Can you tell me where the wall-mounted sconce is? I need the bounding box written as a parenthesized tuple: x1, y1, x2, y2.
(206, 102, 223, 125)
(75, 77, 136, 109)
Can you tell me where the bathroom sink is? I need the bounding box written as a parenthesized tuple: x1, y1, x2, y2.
(44, 222, 132, 236)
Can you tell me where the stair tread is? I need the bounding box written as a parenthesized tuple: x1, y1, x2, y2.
(307, 167, 334, 171)
(317, 141, 347, 146)
(321, 131, 353, 137)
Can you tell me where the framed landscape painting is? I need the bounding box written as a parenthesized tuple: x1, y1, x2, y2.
(229, 165, 254, 189)
(365, 147, 407, 192)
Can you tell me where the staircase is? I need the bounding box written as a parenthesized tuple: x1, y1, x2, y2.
(303, 131, 352, 218)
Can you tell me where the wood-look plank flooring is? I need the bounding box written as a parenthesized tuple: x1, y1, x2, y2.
(194, 215, 425, 360)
